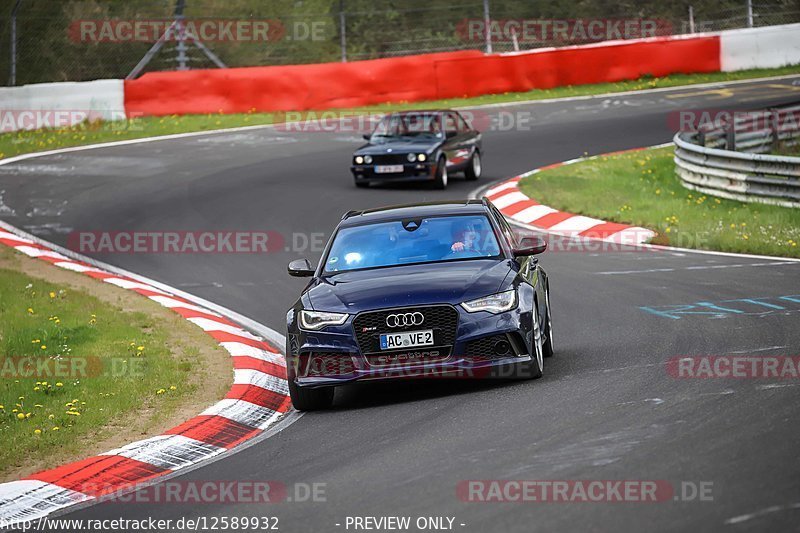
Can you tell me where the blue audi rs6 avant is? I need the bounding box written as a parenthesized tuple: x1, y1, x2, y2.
(285, 199, 553, 410)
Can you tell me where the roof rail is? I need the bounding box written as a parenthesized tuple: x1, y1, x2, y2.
(341, 210, 361, 220)
(480, 196, 491, 206)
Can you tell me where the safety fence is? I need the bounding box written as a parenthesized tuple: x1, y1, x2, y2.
(674, 104, 800, 208)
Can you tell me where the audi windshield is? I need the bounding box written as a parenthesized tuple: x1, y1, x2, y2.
(323, 215, 502, 273)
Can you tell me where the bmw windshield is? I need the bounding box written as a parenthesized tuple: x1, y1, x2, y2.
(323, 215, 502, 273)
(369, 113, 444, 143)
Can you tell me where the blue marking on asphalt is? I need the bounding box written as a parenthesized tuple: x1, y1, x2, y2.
(640, 294, 800, 319)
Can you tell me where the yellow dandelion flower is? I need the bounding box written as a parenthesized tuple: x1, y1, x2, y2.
(52, 426, 60, 431)
(40, 345, 47, 350)
(49, 292, 56, 298)
(156, 388, 166, 395)
(169, 385, 177, 391)
(48, 414, 55, 420)
(34, 429, 42, 435)
(16, 413, 25, 420)
(56, 382, 63, 387)
(27, 308, 34, 314)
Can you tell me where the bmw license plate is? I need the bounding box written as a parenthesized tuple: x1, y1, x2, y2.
(375, 165, 404, 174)
(380, 329, 434, 350)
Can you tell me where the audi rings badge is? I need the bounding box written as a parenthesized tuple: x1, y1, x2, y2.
(386, 312, 424, 328)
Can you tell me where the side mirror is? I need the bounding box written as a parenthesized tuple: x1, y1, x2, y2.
(362, 134, 371, 141)
(288, 258, 315, 277)
(513, 236, 547, 257)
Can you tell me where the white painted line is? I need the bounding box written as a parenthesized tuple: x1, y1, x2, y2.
(148, 295, 223, 317)
(512, 204, 557, 224)
(102, 435, 225, 471)
(548, 215, 605, 235)
(234, 369, 290, 396)
(103, 277, 170, 295)
(222, 342, 286, 367)
(0, 480, 92, 524)
(201, 399, 281, 428)
(490, 191, 531, 209)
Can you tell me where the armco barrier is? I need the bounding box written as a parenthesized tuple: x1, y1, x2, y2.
(674, 133, 800, 208)
(124, 36, 720, 117)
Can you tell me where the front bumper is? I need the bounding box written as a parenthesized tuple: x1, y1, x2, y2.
(351, 161, 435, 184)
(287, 304, 533, 388)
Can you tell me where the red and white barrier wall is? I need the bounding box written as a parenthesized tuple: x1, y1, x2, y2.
(0, 80, 125, 133)
(720, 23, 800, 71)
(0, 24, 798, 132)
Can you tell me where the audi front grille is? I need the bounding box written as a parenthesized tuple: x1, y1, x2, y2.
(352, 305, 459, 360)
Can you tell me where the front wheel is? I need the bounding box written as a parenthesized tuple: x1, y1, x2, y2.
(289, 380, 334, 411)
(543, 286, 555, 358)
(518, 304, 544, 380)
(433, 157, 448, 189)
(464, 150, 482, 181)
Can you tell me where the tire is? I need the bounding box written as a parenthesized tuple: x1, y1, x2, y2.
(289, 379, 334, 411)
(518, 303, 544, 380)
(355, 180, 370, 188)
(464, 150, 482, 181)
(433, 157, 448, 189)
(543, 286, 555, 358)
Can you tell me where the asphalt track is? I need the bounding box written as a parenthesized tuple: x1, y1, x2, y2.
(2, 76, 800, 531)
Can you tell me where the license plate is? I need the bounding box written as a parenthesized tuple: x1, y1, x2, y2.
(380, 329, 434, 350)
(375, 165, 404, 174)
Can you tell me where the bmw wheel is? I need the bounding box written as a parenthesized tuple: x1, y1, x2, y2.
(465, 150, 481, 181)
(433, 156, 448, 189)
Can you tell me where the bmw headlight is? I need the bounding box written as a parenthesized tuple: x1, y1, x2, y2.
(418, 153, 427, 162)
(355, 156, 364, 164)
(461, 290, 517, 314)
(364, 155, 373, 164)
(407, 153, 417, 162)
(299, 310, 349, 330)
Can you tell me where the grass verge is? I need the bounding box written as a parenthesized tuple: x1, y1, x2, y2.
(1, 65, 798, 161)
(0, 245, 232, 481)
(518, 145, 800, 258)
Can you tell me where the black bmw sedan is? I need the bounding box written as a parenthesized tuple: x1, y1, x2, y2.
(351, 110, 483, 189)
(285, 199, 553, 410)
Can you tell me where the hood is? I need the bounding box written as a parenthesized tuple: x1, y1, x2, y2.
(306, 259, 515, 314)
(355, 138, 443, 155)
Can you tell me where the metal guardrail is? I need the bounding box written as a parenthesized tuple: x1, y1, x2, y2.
(674, 104, 800, 208)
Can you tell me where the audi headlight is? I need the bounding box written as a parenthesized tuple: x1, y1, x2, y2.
(355, 156, 364, 164)
(299, 310, 349, 330)
(364, 155, 373, 164)
(418, 153, 427, 162)
(461, 290, 517, 314)
(407, 153, 417, 162)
